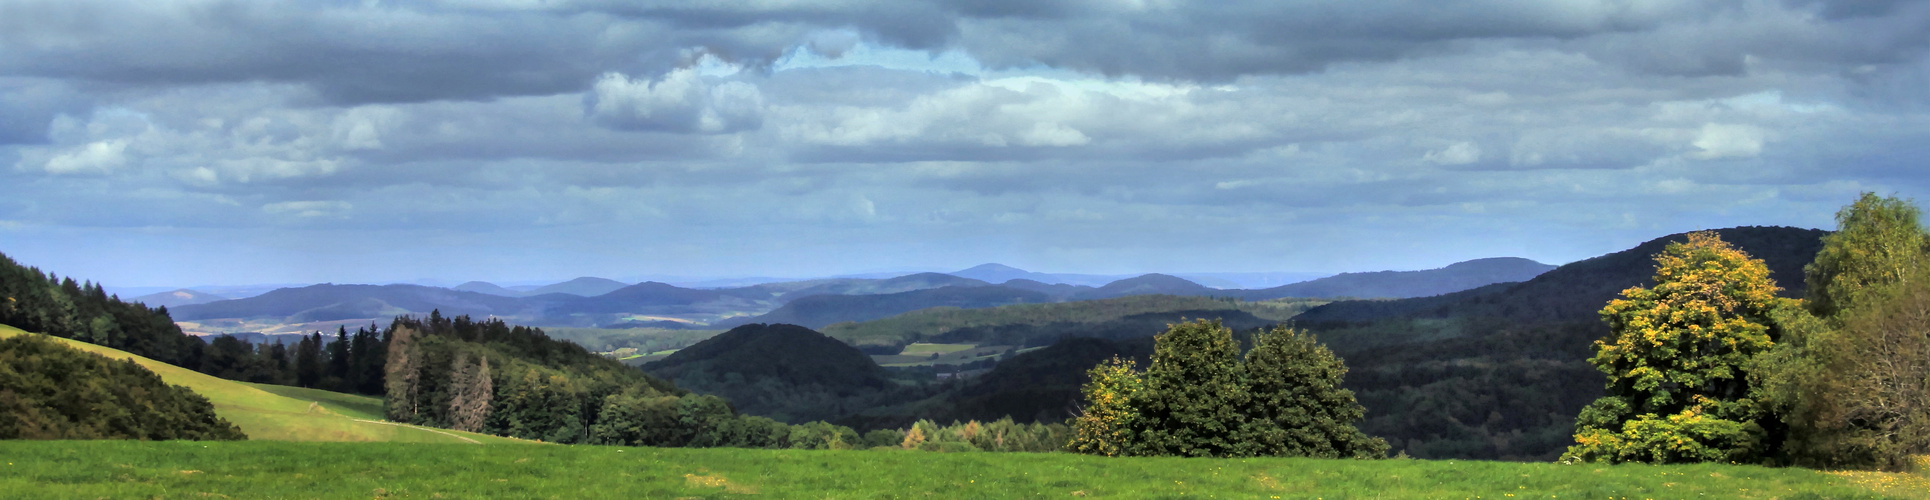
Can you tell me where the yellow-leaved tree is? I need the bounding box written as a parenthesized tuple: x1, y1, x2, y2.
(1068, 356, 1143, 457)
(1563, 231, 1788, 464)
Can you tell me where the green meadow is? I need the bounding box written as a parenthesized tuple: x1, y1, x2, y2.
(0, 325, 519, 445)
(3, 440, 1926, 499)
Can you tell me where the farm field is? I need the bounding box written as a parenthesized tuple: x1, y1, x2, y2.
(2, 441, 1924, 499)
(0, 324, 520, 445)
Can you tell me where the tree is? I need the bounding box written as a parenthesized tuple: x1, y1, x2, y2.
(1129, 319, 1250, 457)
(446, 352, 493, 433)
(1067, 356, 1142, 456)
(1069, 319, 1383, 459)
(1805, 193, 1930, 319)
(1236, 326, 1388, 459)
(383, 326, 421, 422)
(1759, 193, 1930, 470)
(1564, 231, 1785, 464)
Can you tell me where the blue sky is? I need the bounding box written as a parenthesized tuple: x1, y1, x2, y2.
(2, 0, 1927, 287)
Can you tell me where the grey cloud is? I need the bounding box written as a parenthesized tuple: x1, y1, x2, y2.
(586, 70, 765, 133)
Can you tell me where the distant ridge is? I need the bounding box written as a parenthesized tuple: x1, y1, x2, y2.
(528, 277, 630, 297)
(452, 281, 522, 297)
(131, 288, 228, 308)
(1237, 257, 1555, 300)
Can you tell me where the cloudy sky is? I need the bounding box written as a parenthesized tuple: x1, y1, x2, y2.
(3, 0, 1927, 288)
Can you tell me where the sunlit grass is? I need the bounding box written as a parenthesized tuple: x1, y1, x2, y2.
(0, 325, 521, 445)
(0, 441, 1920, 499)
(900, 342, 978, 355)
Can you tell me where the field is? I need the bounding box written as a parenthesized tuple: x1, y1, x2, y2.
(0, 324, 520, 445)
(3, 441, 1926, 499)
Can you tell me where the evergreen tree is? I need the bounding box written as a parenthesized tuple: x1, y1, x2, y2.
(1564, 231, 1785, 464)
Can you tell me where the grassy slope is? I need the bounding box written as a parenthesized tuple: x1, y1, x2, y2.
(0, 324, 520, 445)
(1, 441, 1924, 499)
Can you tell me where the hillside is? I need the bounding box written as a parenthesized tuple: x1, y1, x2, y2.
(1076, 273, 1217, 300)
(1296, 226, 1830, 461)
(643, 323, 900, 423)
(171, 284, 536, 322)
(719, 285, 1053, 329)
(528, 277, 631, 297)
(0, 329, 242, 440)
(0, 324, 511, 444)
(1237, 257, 1555, 300)
(452, 281, 521, 297)
(131, 288, 229, 308)
(1297, 226, 1828, 326)
(821, 294, 1325, 349)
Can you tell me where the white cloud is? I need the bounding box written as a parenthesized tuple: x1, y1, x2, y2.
(1423, 142, 1482, 165)
(37, 139, 128, 174)
(586, 70, 765, 134)
(1689, 123, 1765, 160)
(262, 200, 352, 218)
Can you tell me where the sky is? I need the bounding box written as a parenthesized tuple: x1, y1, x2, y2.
(2, 0, 1928, 288)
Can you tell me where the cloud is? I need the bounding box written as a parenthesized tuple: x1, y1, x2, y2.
(1689, 123, 1766, 160)
(1423, 142, 1482, 165)
(34, 140, 127, 175)
(586, 69, 765, 134)
(262, 200, 351, 218)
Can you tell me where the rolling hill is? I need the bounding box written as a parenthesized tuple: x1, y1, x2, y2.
(453, 281, 522, 297)
(170, 284, 537, 322)
(0, 324, 515, 444)
(717, 285, 1054, 329)
(528, 277, 631, 297)
(1235, 257, 1555, 300)
(130, 288, 229, 308)
(642, 323, 899, 423)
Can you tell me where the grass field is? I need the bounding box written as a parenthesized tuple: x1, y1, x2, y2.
(0, 324, 521, 445)
(2, 441, 1925, 499)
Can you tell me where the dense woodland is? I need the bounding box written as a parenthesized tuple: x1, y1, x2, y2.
(0, 334, 244, 441)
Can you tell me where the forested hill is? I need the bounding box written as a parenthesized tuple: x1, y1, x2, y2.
(643, 323, 899, 423)
(1297, 225, 1829, 461)
(716, 286, 1054, 329)
(171, 284, 538, 322)
(1236, 257, 1555, 301)
(1295, 226, 1828, 326)
(0, 251, 207, 370)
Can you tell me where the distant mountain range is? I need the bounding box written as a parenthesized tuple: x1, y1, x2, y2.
(163, 257, 1555, 331)
(131, 289, 229, 308)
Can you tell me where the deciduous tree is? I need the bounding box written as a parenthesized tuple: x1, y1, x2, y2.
(1564, 231, 1785, 464)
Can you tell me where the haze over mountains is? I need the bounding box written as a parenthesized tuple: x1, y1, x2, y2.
(163, 257, 1556, 334)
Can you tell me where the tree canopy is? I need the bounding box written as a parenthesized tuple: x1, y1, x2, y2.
(1069, 319, 1385, 459)
(1564, 231, 1785, 464)
(0, 334, 245, 441)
